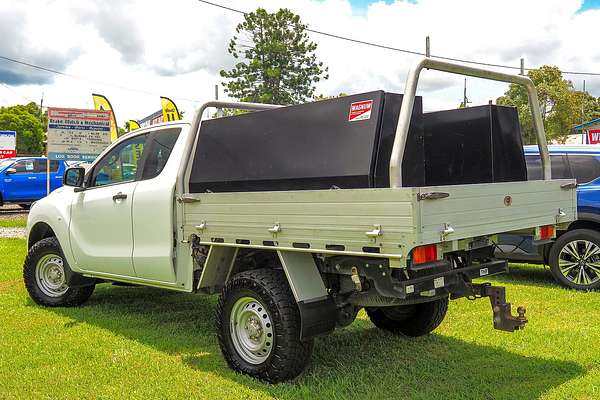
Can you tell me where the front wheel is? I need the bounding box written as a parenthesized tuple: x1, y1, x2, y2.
(216, 269, 313, 383)
(367, 297, 449, 337)
(23, 237, 95, 306)
(549, 229, 600, 290)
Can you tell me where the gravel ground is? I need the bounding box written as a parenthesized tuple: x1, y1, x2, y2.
(0, 227, 26, 238)
(0, 205, 28, 238)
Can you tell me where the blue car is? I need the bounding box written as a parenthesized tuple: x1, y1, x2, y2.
(0, 157, 67, 209)
(497, 144, 600, 290)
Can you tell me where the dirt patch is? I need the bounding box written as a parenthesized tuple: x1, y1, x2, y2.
(0, 279, 22, 293)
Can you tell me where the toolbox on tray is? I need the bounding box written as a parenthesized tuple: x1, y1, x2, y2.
(188, 92, 526, 193)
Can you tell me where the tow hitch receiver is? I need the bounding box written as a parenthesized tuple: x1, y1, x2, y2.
(453, 283, 528, 332)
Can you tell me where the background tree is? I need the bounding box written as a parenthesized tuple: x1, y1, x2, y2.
(497, 66, 600, 144)
(0, 102, 45, 155)
(220, 8, 328, 105)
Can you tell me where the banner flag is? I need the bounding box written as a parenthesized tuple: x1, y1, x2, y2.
(160, 96, 181, 122)
(128, 120, 141, 132)
(92, 93, 119, 142)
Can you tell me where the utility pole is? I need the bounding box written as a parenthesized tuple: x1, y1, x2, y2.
(520, 58, 525, 76)
(215, 84, 223, 118)
(462, 78, 471, 108)
(39, 92, 44, 119)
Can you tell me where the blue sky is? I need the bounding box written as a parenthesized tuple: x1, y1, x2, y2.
(580, 0, 600, 10)
(350, 0, 600, 12)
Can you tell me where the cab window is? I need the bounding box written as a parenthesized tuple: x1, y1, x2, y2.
(525, 154, 571, 180)
(34, 160, 60, 173)
(141, 128, 181, 180)
(567, 155, 600, 184)
(91, 135, 147, 187)
(12, 160, 35, 173)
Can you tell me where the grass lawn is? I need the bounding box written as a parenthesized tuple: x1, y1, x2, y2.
(0, 216, 26, 228)
(1, 238, 599, 399)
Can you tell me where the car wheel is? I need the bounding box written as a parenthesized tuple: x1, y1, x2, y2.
(366, 297, 449, 337)
(23, 237, 95, 306)
(215, 268, 313, 383)
(549, 229, 600, 290)
(18, 204, 31, 210)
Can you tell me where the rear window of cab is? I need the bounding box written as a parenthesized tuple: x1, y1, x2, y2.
(525, 153, 600, 184)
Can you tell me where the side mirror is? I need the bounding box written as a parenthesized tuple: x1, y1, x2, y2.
(5, 167, 16, 174)
(64, 167, 86, 189)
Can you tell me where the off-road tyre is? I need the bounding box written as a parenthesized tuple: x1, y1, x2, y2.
(548, 229, 600, 290)
(216, 268, 314, 383)
(367, 297, 449, 337)
(23, 237, 95, 306)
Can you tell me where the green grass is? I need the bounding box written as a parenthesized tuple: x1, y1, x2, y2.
(1, 238, 599, 399)
(0, 216, 27, 228)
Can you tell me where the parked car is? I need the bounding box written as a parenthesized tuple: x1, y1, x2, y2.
(0, 157, 67, 209)
(497, 144, 600, 290)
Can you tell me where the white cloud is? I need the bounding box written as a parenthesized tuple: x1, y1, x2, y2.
(0, 0, 598, 122)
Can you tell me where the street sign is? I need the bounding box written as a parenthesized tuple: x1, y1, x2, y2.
(47, 108, 112, 161)
(0, 131, 16, 159)
(588, 129, 600, 145)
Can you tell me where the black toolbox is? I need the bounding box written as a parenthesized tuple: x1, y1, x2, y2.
(189, 92, 526, 193)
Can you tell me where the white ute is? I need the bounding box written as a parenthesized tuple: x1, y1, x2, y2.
(24, 58, 576, 383)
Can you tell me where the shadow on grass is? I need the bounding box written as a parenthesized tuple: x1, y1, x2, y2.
(48, 285, 583, 400)
(487, 263, 560, 289)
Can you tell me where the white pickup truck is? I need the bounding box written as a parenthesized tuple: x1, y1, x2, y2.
(24, 59, 576, 383)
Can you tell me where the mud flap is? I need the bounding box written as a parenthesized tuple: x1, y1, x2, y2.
(277, 251, 336, 340)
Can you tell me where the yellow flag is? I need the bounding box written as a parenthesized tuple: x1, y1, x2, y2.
(92, 93, 119, 142)
(127, 120, 140, 132)
(160, 96, 181, 122)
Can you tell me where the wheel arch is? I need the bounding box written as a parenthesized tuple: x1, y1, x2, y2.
(28, 222, 56, 249)
(199, 246, 336, 339)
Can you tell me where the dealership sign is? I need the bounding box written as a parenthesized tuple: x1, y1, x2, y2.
(0, 131, 16, 159)
(588, 129, 600, 145)
(47, 108, 112, 161)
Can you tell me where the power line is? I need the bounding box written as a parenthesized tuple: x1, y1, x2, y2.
(196, 0, 600, 77)
(0, 55, 202, 103)
(0, 82, 37, 104)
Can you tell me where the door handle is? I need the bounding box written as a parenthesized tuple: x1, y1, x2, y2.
(28, 177, 36, 180)
(112, 192, 127, 201)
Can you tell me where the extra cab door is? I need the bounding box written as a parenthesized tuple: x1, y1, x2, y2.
(69, 134, 148, 277)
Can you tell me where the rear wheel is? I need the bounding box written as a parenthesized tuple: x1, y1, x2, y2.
(216, 269, 313, 383)
(549, 229, 600, 290)
(23, 237, 95, 306)
(367, 297, 449, 337)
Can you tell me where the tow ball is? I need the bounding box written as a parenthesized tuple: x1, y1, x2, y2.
(453, 283, 528, 332)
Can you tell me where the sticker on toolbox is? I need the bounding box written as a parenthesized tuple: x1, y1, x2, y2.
(480, 267, 489, 276)
(348, 100, 373, 122)
(433, 277, 445, 289)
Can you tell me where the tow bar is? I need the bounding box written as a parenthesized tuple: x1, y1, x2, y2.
(452, 283, 528, 332)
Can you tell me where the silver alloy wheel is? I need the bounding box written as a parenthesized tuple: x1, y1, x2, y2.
(558, 240, 600, 286)
(35, 254, 69, 297)
(229, 296, 274, 364)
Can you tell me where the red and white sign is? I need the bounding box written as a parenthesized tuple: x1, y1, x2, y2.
(0, 131, 16, 159)
(588, 129, 600, 145)
(348, 100, 373, 122)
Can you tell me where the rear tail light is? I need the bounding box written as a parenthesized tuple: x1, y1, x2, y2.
(411, 244, 438, 265)
(537, 225, 556, 240)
